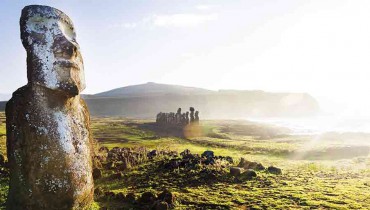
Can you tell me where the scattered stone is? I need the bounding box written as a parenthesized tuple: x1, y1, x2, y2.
(104, 191, 116, 200)
(158, 189, 175, 205)
(230, 167, 243, 176)
(125, 193, 136, 203)
(202, 150, 214, 159)
(155, 201, 169, 210)
(99, 146, 109, 153)
(243, 169, 257, 178)
(115, 192, 125, 201)
(105, 161, 116, 170)
(110, 172, 123, 179)
(180, 149, 191, 157)
(148, 150, 158, 159)
(225, 156, 234, 164)
(267, 166, 282, 175)
(93, 168, 102, 180)
(94, 187, 103, 197)
(139, 191, 157, 204)
(238, 158, 265, 170)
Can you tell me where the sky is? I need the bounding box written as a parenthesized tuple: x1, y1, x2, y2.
(1, 0, 370, 117)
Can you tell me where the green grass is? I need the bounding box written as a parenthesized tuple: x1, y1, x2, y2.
(0, 114, 370, 209)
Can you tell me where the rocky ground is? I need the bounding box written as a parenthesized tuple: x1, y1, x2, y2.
(0, 114, 369, 209)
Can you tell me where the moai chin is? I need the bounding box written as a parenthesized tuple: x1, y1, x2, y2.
(6, 5, 94, 209)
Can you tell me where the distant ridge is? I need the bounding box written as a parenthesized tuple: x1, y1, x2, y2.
(1, 82, 320, 118)
(83, 82, 320, 118)
(92, 82, 213, 98)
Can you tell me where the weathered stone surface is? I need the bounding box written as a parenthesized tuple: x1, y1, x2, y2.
(158, 189, 175, 205)
(242, 169, 257, 178)
(267, 166, 282, 175)
(238, 158, 265, 171)
(6, 5, 93, 209)
(92, 168, 102, 180)
(230, 167, 242, 176)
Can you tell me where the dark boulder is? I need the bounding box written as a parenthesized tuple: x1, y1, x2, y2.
(125, 193, 136, 203)
(238, 158, 265, 170)
(230, 167, 242, 176)
(180, 149, 191, 157)
(267, 166, 282, 175)
(94, 187, 103, 197)
(158, 189, 175, 205)
(148, 150, 158, 159)
(155, 201, 169, 210)
(139, 191, 157, 204)
(242, 169, 257, 179)
(99, 146, 109, 153)
(110, 172, 123, 179)
(92, 168, 102, 180)
(115, 192, 125, 201)
(201, 150, 214, 159)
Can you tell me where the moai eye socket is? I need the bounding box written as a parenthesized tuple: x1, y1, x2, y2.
(58, 21, 76, 41)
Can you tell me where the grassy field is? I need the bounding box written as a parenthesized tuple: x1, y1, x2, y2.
(0, 113, 370, 209)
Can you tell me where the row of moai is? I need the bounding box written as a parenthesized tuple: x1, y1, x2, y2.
(156, 107, 199, 126)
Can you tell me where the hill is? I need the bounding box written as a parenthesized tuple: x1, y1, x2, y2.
(91, 82, 213, 98)
(0, 83, 320, 118)
(84, 83, 320, 118)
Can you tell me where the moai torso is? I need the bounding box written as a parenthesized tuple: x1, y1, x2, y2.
(190, 107, 195, 123)
(185, 112, 189, 124)
(176, 108, 181, 124)
(195, 111, 200, 123)
(6, 5, 93, 209)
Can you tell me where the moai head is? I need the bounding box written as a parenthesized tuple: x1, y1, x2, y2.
(20, 5, 85, 96)
(177, 108, 181, 114)
(195, 111, 199, 117)
(190, 107, 195, 112)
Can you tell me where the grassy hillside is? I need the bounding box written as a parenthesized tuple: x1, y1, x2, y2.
(0, 113, 369, 209)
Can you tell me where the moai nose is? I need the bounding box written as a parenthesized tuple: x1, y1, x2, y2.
(65, 41, 78, 58)
(53, 36, 78, 59)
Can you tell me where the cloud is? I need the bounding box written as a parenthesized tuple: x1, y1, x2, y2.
(112, 13, 218, 29)
(195, 4, 217, 11)
(152, 13, 218, 27)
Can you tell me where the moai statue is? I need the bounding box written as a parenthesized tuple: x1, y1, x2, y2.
(181, 113, 186, 125)
(195, 111, 200, 124)
(156, 112, 162, 123)
(165, 113, 169, 125)
(170, 112, 176, 125)
(190, 107, 195, 123)
(161, 113, 165, 125)
(185, 111, 190, 124)
(6, 5, 94, 209)
(176, 108, 182, 124)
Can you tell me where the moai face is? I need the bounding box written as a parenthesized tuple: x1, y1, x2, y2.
(20, 5, 85, 96)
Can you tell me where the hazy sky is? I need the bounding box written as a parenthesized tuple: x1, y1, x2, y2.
(1, 0, 370, 116)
